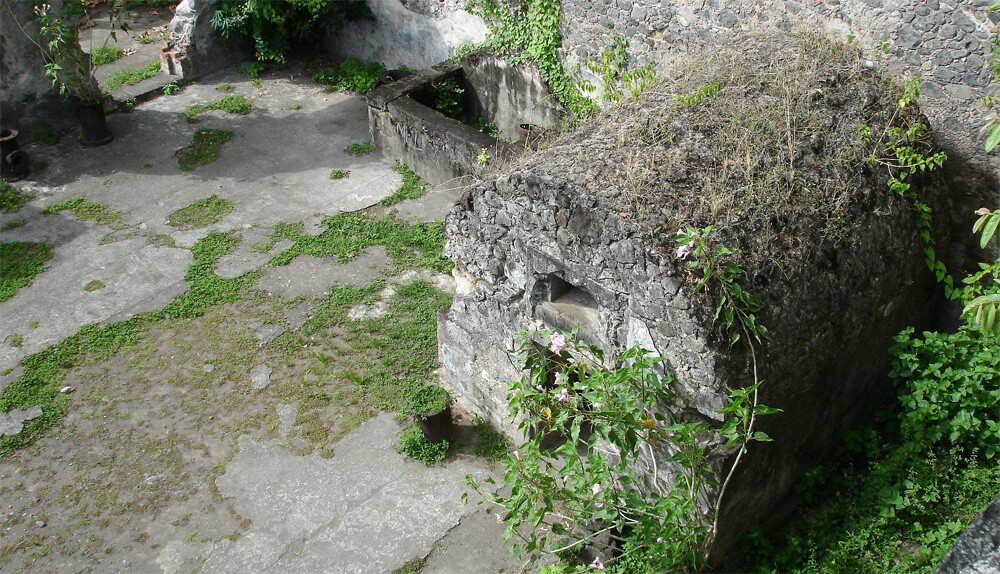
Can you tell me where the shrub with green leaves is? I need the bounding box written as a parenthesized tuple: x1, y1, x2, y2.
(312, 58, 387, 93)
(397, 427, 449, 465)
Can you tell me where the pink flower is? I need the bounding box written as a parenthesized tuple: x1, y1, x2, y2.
(548, 332, 566, 353)
(675, 241, 695, 260)
(591, 557, 605, 571)
(555, 388, 569, 402)
(592, 483, 602, 495)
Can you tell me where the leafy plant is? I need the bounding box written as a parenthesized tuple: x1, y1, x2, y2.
(469, 331, 777, 572)
(380, 162, 427, 206)
(32, 0, 106, 103)
(473, 418, 508, 463)
(176, 129, 234, 171)
(312, 58, 387, 93)
(234, 61, 265, 88)
(329, 169, 350, 180)
(211, 0, 373, 64)
(216, 82, 233, 91)
(476, 147, 489, 167)
(406, 384, 450, 416)
(167, 195, 235, 229)
(397, 427, 449, 465)
(432, 77, 466, 121)
(1, 180, 34, 213)
(162, 81, 181, 95)
(344, 140, 374, 156)
(103, 59, 161, 92)
(0, 242, 53, 302)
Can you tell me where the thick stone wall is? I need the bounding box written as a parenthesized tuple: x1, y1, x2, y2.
(559, 0, 999, 176)
(165, 0, 249, 79)
(1, 0, 83, 134)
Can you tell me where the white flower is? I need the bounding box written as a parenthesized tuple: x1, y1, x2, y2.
(548, 332, 567, 353)
(592, 483, 602, 495)
(555, 388, 569, 402)
(495, 513, 504, 524)
(591, 557, 605, 571)
(512, 450, 520, 461)
(592, 402, 602, 409)
(535, 384, 544, 391)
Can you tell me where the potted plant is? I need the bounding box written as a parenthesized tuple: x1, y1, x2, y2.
(409, 384, 453, 444)
(34, 1, 113, 146)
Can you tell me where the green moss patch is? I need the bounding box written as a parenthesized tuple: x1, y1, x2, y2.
(0, 242, 53, 302)
(168, 195, 235, 230)
(176, 129, 233, 171)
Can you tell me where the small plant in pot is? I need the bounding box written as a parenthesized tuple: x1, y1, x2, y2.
(33, 1, 115, 146)
(408, 384, 453, 444)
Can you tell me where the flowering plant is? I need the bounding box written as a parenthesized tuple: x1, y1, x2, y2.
(33, 1, 105, 103)
(466, 330, 778, 572)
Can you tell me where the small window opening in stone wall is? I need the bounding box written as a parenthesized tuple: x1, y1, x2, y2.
(536, 273, 598, 339)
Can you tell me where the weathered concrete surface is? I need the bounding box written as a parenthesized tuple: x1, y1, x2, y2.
(934, 491, 1000, 574)
(255, 247, 394, 298)
(156, 413, 493, 574)
(0, 66, 401, 375)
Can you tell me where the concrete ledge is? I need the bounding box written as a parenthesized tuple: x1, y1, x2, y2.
(107, 73, 179, 111)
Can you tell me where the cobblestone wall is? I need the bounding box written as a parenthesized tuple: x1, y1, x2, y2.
(560, 0, 1000, 177)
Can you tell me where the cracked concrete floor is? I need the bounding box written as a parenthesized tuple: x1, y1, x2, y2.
(0, 64, 519, 573)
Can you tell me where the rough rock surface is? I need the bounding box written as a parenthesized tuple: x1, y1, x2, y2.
(439, 34, 946, 559)
(934, 491, 1000, 574)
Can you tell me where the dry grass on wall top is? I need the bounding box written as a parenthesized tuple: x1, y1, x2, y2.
(529, 31, 939, 281)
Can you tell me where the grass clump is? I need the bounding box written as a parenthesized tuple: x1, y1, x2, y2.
(184, 94, 252, 121)
(0, 242, 52, 302)
(329, 169, 350, 180)
(396, 427, 449, 465)
(344, 140, 374, 156)
(103, 59, 160, 92)
(176, 129, 233, 171)
(392, 557, 427, 574)
(380, 162, 427, 206)
(312, 58, 387, 94)
(9, 335, 23, 347)
(41, 196, 127, 229)
(1, 180, 34, 213)
(268, 212, 452, 273)
(216, 82, 233, 91)
(90, 44, 124, 66)
(168, 195, 235, 230)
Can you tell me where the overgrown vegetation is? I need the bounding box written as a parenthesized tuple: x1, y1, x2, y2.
(42, 196, 127, 230)
(0, 242, 53, 303)
(184, 94, 252, 121)
(1, 180, 34, 213)
(380, 162, 427, 206)
(176, 129, 234, 171)
(312, 58, 386, 93)
(211, 0, 373, 63)
(473, 418, 508, 463)
(168, 195, 235, 229)
(397, 427, 449, 465)
(103, 59, 160, 92)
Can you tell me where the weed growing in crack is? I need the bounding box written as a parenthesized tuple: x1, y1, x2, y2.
(344, 140, 374, 156)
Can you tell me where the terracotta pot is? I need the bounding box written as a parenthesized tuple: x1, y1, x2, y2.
(416, 403, 454, 444)
(76, 102, 113, 147)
